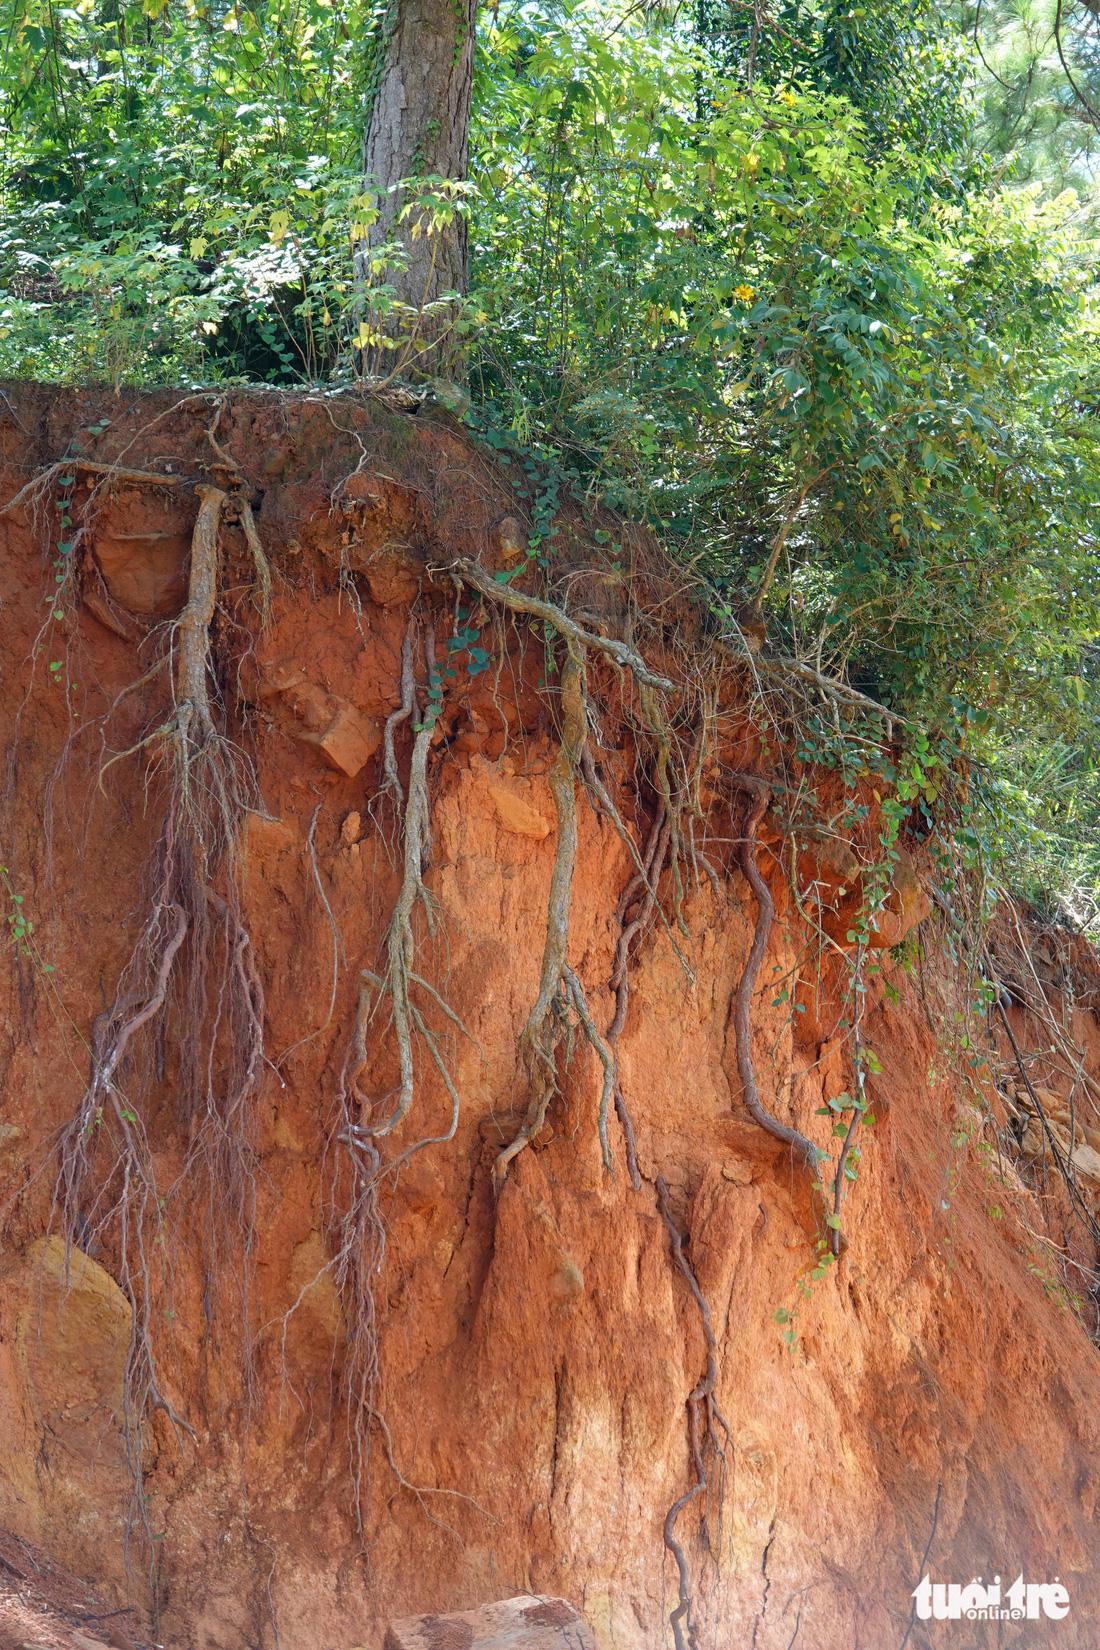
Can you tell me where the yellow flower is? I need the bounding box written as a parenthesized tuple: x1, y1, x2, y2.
(734, 284, 755, 302)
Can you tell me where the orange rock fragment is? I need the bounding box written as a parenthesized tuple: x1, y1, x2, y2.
(488, 785, 550, 839)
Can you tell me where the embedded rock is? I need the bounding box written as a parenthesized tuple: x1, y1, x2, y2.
(488, 785, 551, 840)
(382, 1595, 597, 1650)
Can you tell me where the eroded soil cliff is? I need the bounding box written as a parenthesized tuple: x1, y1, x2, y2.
(2, 385, 1100, 1650)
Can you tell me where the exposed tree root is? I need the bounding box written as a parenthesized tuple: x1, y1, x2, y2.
(991, 971, 1100, 1249)
(5, 388, 1063, 1649)
(334, 615, 473, 1534)
(0, 459, 181, 524)
(51, 476, 270, 1588)
(446, 563, 690, 1188)
(329, 1097, 385, 1541)
(342, 617, 437, 1146)
(9, 405, 1014, 1619)
(640, 683, 687, 936)
(761, 654, 898, 737)
(725, 773, 823, 1177)
(492, 647, 588, 1190)
(603, 801, 671, 1191)
(562, 964, 617, 1172)
(449, 557, 675, 691)
(657, 1175, 732, 1650)
(204, 403, 272, 624)
(828, 942, 865, 1258)
(382, 621, 417, 796)
(580, 742, 691, 980)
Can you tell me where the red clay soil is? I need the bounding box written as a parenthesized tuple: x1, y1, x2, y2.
(2, 383, 1100, 1650)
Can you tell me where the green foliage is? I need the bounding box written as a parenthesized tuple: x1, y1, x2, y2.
(1, 864, 54, 969)
(0, 0, 470, 382)
(697, 0, 972, 162)
(960, 0, 1100, 196)
(471, 11, 1100, 759)
(2, 0, 1100, 916)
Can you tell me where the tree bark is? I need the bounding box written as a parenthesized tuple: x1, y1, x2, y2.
(362, 0, 477, 362)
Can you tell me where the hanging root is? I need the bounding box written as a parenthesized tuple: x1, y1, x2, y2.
(450, 557, 675, 691)
(828, 942, 865, 1257)
(204, 401, 273, 624)
(58, 484, 232, 1230)
(177, 485, 224, 753)
(447, 560, 689, 1191)
(726, 773, 822, 1178)
(601, 800, 671, 1190)
(342, 618, 437, 1147)
(562, 965, 617, 1173)
(329, 1094, 385, 1542)
(51, 474, 270, 1580)
(640, 683, 687, 936)
(492, 645, 588, 1192)
(0, 459, 181, 523)
(988, 954, 1100, 1250)
(333, 616, 477, 1531)
(657, 1175, 732, 1650)
(382, 621, 417, 795)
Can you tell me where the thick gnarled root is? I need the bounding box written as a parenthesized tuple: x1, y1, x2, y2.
(492, 648, 587, 1192)
(52, 474, 268, 1581)
(447, 565, 684, 1194)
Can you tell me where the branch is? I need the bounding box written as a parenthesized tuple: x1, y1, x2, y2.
(1054, 0, 1100, 128)
(760, 656, 901, 732)
(749, 465, 836, 619)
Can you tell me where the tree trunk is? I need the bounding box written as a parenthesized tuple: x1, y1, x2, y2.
(362, 0, 477, 368)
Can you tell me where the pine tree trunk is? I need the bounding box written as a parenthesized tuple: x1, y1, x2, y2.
(361, 0, 477, 370)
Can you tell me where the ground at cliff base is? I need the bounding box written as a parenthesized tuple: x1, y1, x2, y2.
(0, 1532, 149, 1650)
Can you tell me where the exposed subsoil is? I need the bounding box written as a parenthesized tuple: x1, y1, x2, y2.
(2, 383, 1100, 1650)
